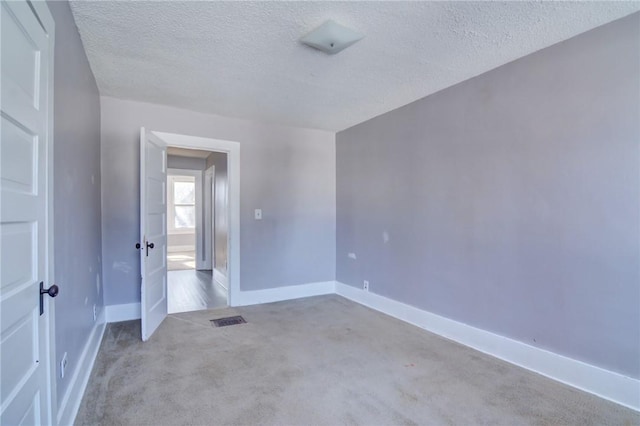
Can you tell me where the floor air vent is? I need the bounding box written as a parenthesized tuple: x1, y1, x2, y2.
(210, 316, 246, 327)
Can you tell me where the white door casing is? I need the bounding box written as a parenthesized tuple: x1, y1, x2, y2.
(204, 165, 214, 270)
(1, 1, 56, 424)
(153, 131, 239, 306)
(140, 128, 168, 341)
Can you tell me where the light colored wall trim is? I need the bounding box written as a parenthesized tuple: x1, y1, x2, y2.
(103, 281, 638, 411)
(235, 281, 335, 307)
(33, 1, 58, 423)
(203, 165, 214, 270)
(154, 131, 240, 306)
(105, 303, 141, 322)
(56, 308, 106, 426)
(334, 281, 640, 412)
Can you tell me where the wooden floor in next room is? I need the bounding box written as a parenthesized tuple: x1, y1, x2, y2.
(168, 269, 227, 314)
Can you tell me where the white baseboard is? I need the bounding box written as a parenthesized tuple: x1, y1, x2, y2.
(100, 281, 639, 411)
(335, 281, 640, 412)
(235, 281, 335, 307)
(56, 308, 106, 426)
(105, 303, 141, 322)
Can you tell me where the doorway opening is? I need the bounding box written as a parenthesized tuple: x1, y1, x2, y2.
(167, 173, 197, 271)
(165, 147, 229, 314)
(140, 129, 240, 340)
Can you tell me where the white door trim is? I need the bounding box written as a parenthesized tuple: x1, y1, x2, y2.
(42, 2, 57, 422)
(153, 131, 240, 306)
(334, 281, 640, 412)
(203, 165, 215, 270)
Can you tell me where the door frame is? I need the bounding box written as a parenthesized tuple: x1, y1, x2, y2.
(203, 164, 215, 271)
(35, 1, 57, 422)
(154, 131, 240, 306)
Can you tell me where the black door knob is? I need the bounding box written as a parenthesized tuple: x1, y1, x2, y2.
(41, 284, 59, 298)
(145, 241, 155, 256)
(39, 282, 59, 315)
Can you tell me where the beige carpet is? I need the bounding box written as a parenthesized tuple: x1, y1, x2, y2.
(75, 295, 639, 425)
(167, 250, 196, 271)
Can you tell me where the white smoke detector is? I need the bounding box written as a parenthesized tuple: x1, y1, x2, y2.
(300, 20, 364, 55)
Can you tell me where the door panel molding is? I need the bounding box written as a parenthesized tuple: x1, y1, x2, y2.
(0, 0, 56, 423)
(140, 128, 168, 341)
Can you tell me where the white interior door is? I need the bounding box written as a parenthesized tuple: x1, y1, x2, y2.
(1, 1, 55, 424)
(140, 128, 168, 341)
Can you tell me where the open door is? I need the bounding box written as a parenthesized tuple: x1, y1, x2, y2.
(140, 128, 168, 341)
(1, 1, 55, 423)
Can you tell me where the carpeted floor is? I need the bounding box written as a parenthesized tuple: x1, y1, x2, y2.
(75, 295, 639, 425)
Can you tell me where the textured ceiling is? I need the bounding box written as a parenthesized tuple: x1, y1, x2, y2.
(70, 1, 639, 131)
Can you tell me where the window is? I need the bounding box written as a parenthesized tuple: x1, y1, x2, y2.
(168, 175, 196, 232)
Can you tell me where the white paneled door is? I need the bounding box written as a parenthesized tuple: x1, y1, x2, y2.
(1, 1, 55, 424)
(139, 128, 168, 341)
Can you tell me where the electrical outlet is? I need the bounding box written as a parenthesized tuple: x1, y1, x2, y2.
(93, 304, 97, 322)
(60, 352, 68, 379)
(363, 280, 369, 291)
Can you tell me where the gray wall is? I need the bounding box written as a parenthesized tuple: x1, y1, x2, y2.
(101, 97, 335, 305)
(47, 1, 103, 408)
(207, 152, 229, 274)
(336, 14, 640, 379)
